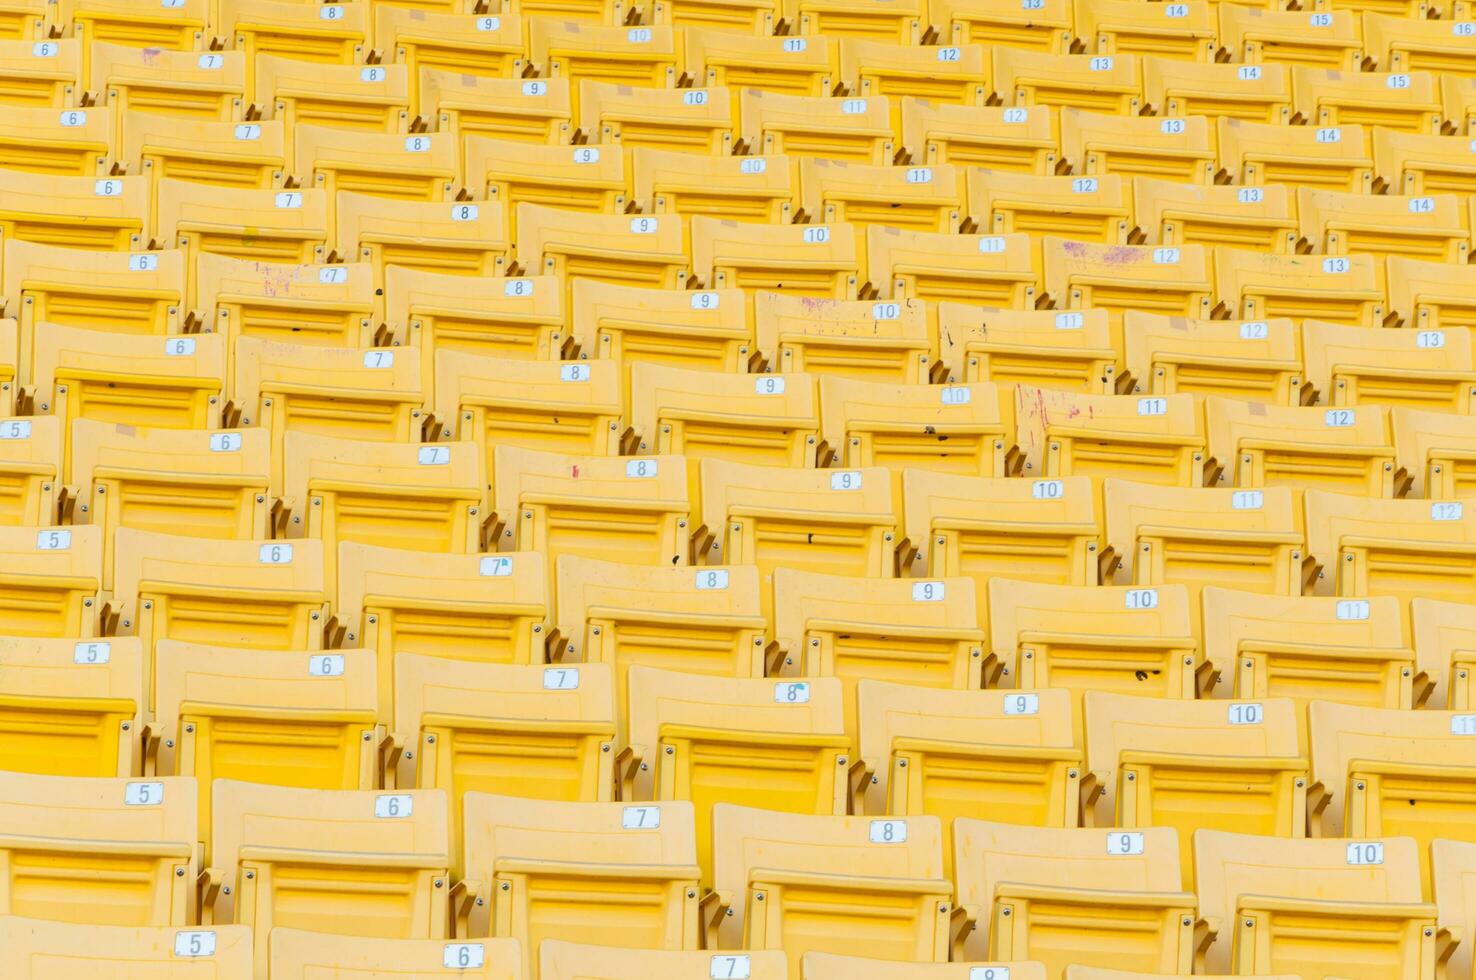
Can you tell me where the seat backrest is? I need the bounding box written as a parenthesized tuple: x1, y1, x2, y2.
(1302, 319, 1474, 413)
(692, 218, 860, 306)
(0, 916, 252, 978)
(1304, 490, 1476, 605)
(253, 56, 409, 138)
(938, 303, 1116, 393)
(334, 190, 508, 282)
(1212, 248, 1384, 325)
(682, 28, 836, 96)
(990, 48, 1142, 114)
(1205, 396, 1396, 495)
(0, 38, 81, 109)
(517, 203, 688, 311)
(1292, 66, 1441, 133)
(123, 112, 285, 194)
(372, 6, 523, 109)
(1217, 5, 1361, 70)
(153, 178, 329, 278)
(1387, 255, 1476, 333)
(1432, 839, 1476, 980)
(817, 375, 1006, 476)
(1042, 237, 1213, 326)
(899, 99, 1057, 172)
(5, 239, 185, 347)
(1014, 386, 1202, 485)
(92, 42, 243, 127)
(1059, 109, 1216, 183)
(196, 251, 375, 351)
(1216, 117, 1371, 190)
(0, 523, 102, 637)
(867, 227, 1037, 326)
(629, 361, 818, 467)
(270, 927, 521, 979)
(0, 104, 112, 175)
(419, 71, 573, 145)
(754, 292, 927, 383)
(1411, 597, 1476, 710)
(632, 146, 793, 226)
(805, 952, 1048, 979)
(542, 941, 788, 980)
(740, 88, 895, 165)
(1121, 312, 1302, 404)
(578, 78, 734, 155)
(1140, 55, 1291, 123)
(0, 168, 146, 251)
(1297, 185, 1466, 261)
(1073, 0, 1216, 60)
(1130, 176, 1297, 252)
(966, 169, 1131, 246)
(0, 412, 59, 525)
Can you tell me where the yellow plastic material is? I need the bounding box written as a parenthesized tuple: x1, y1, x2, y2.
(785, 0, 921, 42)
(542, 941, 788, 980)
(1444, 74, 1476, 136)
(1366, 13, 1476, 75)
(1218, 5, 1362, 70)
(420, 72, 572, 146)
(334, 191, 508, 286)
(991, 49, 1142, 115)
(1434, 839, 1476, 980)
(1300, 187, 1467, 262)
(740, 89, 895, 165)
(395, 657, 615, 873)
(0, 37, 79, 109)
(579, 80, 734, 155)
(468, 137, 625, 247)
(1060, 110, 1215, 184)
(805, 160, 963, 274)
(0, 411, 59, 526)
(1205, 398, 1399, 497)
(527, 21, 678, 118)
(635, 148, 794, 234)
(196, 254, 375, 363)
(271, 928, 522, 980)
(1122, 313, 1303, 404)
(839, 38, 988, 133)
(125, 113, 283, 209)
(459, 793, 700, 977)
(208, 781, 449, 979)
(1387, 256, 1476, 334)
(868, 229, 1037, 347)
(1066, 971, 1295, 980)
(1212, 250, 1384, 326)
(1194, 830, 1437, 979)
(659, 0, 783, 35)
(967, 171, 1131, 249)
(1304, 319, 1475, 413)
(1304, 489, 1476, 608)
(387, 269, 564, 372)
(1131, 179, 1297, 253)
(695, 221, 860, 322)
(754, 294, 929, 384)
(1395, 408, 1476, 501)
(91, 42, 243, 147)
(1217, 118, 1373, 191)
(931, 0, 1070, 51)
(1373, 129, 1476, 196)
(710, 804, 951, 977)
(1041, 238, 1213, 337)
(952, 820, 1195, 972)
(373, 7, 523, 110)
(1014, 387, 1205, 489)
(0, 317, 16, 414)
(0, 634, 142, 777)
(294, 124, 457, 235)
(682, 30, 834, 108)
(0, 524, 103, 637)
(218, 0, 365, 97)
(817, 375, 1008, 476)
(518, 203, 688, 314)
(0, 104, 110, 175)
(0, 916, 252, 978)
(253, 56, 408, 160)
(1412, 598, 1476, 710)
(0, 169, 145, 251)
(1075, 0, 1215, 61)
(0, 771, 197, 926)
(1293, 68, 1442, 135)
(901, 100, 1057, 172)
(807, 952, 1048, 979)
(0, 0, 46, 41)
(1140, 56, 1291, 123)
(939, 305, 1117, 395)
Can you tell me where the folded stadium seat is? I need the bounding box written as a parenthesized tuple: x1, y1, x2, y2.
(0, 413, 57, 525)
(228, 337, 423, 487)
(91, 43, 244, 149)
(491, 445, 691, 573)
(752, 294, 928, 384)
(1298, 186, 1467, 262)
(1083, 691, 1305, 886)
(570, 280, 750, 404)
(1218, 5, 1362, 70)
(1064, 971, 1296, 980)
(775, 568, 987, 735)
(420, 72, 572, 146)
(0, 633, 141, 776)
(1392, 407, 1476, 499)
(952, 820, 1195, 971)
(578, 80, 734, 156)
(0, 0, 45, 39)
(1303, 489, 1476, 608)
(372, 6, 524, 112)
(816, 375, 1009, 476)
(394, 657, 615, 869)
(813, 955, 1049, 980)
(710, 805, 951, 974)
(634, 148, 794, 242)
(1443, 74, 1476, 136)
(272, 929, 521, 980)
(206, 782, 449, 977)
(966, 171, 1131, 255)
(334, 195, 508, 297)
(526, 21, 678, 119)
(990, 49, 1142, 115)
(543, 942, 787, 980)
(937, 305, 1118, 394)
(518, 204, 688, 314)
(1204, 398, 1400, 497)
(1217, 117, 1372, 191)
(1434, 840, 1476, 980)
(1364, 12, 1476, 77)
(837, 38, 988, 134)
(1387, 255, 1476, 335)
(466, 137, 625, 248)
(1131, 178, 1297, 253)
(783, 0, 922, 42)
(1140, 56, 1291, 123)
(0, 104, 110, 175)
(651, 0, 784, 34)
(387, 269, 564, 370)
(988, 578, 1203, 714)
(124, 112, 284, 200)
(623, 667, 850, 882)
(801, 160, 964, 274)
(252, 57, 409, 163)
(293, 125, 459, 238)
(1373, 129, 1476, 197)
(1194, 830, 1442, 978)
(1062, 109, 1217, 184)
(66, 0, 206, 89)
(1303, 318, 1476, 413)
(1292, 68, 1441, 136)
(692, 221, 860, 321)
(1041, 239, 1213, 342)
(0, 523, 102, 637)
(680, 30, 836, 119)
(152, 641, 379, 854)
(1412, 597, 1476, 708)
(1212, 249, 1383, 325)
(217, 0, 366, 98)
(1014, 386, 1207, 489)
(0, 169, 145, 251)
(0, 316, 14, 414)
(739, 89, 895, 165)
(0, 771, 198, 925)
(1, 917, 252, 979)
(930, 0, 1070, 51)
(0, 37, 79, 108)
(1074, 0, 1216, 62)
(901, 100, 1058, 172)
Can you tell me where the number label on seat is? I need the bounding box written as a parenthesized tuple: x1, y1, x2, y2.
(32, 42, 57, 56)
(1387, 73, 1411, 89)
(1071, 177, 1098, 193)
(937, 46, 961, 61)
(626, 459, 657, 478)
(696, 569, 729, 590)
(1125, 588, 1157, 610)
(1453, 20, 1475, 34)
(1056, 312, 1084, 329)
(375, 794, 413, 818)
(1315, 128, 1341, 144)
(712, 955, 752, 979)
(320, 5, 344, 19)
(544, 668, 579, 690)
(630, 217, 657, 234)
(1322, 257, 1350, 273)
(74, 641, 110, 665)
(1003, 108, 1028, 123)
(1237, 188, 1263, 204)
(1346, 841, 1383, 865)
(1231, 490, 1263, 510)
(198, 54, 223, 69)
(1160, 119, 1185, 135)
(165, 337, 195, 356)
(783, 37, 807, 51)
(684, 90, 708, 106)
(1032, 479, 1063, 500)
(0, 420, 31, 440)
(445, 945, 485, 969)
(941, 386, 970, 405)
(803, 227, 830, 243)
(870, 820, 907, 843)
(452, 204, 479, 221)
(319, 266, 348, 284)
(1004, 693, 1038, 716)
(309, 655, 344, 677)
(504, 279, 533, 297)
(125, 782, 164, 806)
(831, 471, 861, 490)
(1227, 703, 1263, 725)
(275, 192, 303, 209)
(754, 376, 785, 394)
(174, 932, 216, 958)
(1416, 330, 1444, 348)
(59, 110, 85, 127)
(1239, 321, 1268, 339)
(1335, 599, 1369, 621)
(623, 805, 661, 829)
(872, 302, 900, 320)
(560, 364, 590, 382)
(1151, 248, 1179, 265)
(740, 158, 766, 174)
(522, 80, 548, 96)
(94, 179, 122, 197)
(978, 236, 1007, 253)
(1452, 715, 1476, 735)
(1324, 409, 1354, 427)
(1137, 397, 1168, 416)
(692, 291, 720, 308)
(480, 556, 513, 577)
(36, 529, 70, 550)
(209, 433, 241, 453)
(1309, 12, 1332, 25)
(774, 681, 810, 703)
(1408, 196, 1435, 213)
(475, 15, 500, 29)
(1109, 832, 1144, 855)
(361, 67, 386, 82)
(418, 446, 451, 465)
(1238, 66, 1261, 80)
(906, 167, 932, 184)
(1433, 502, 1464, 521)
(912, 581, 944, 602)
(1089, 56, 1113, 70)
(364, 350, 394, 368)
(841, 99, 867, 114)
(259, 543, 293, 564)
(628, 27, 652, 41)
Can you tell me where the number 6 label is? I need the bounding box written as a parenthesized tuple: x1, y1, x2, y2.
(444, 944, 485, 969)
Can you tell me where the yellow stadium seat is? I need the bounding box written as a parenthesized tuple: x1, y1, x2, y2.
(0, 315, 14, 413)
(0, 412, 57, 525)
(124, 112, 285, 197)
(930, 0, 1070, 51)
(817, 375, 1009, 476)
(1218, 5, 1362, 70)
(420, 72, 572, 145)
(0, 917, 253, 979)
(1042, 238, 1213, 334)
(373, 6, 524, 111)
(747, 286, 922, 388)
(709, 805, 950, 976)
(1387, 255, 1476, 335)
(207, 781, 449, 977)
(387, 268, 564, 369)
(801, 160, 963, 273)
(901, 100, 1057, 172)
(952, 820, 1195, 973)
(579, 79, 734, 155)
(63, 0, 205, 77)
(693, 220, 859, 315)
(1303, 319, 1476, 412)
(1014, 386, 1206, 489)
(0, 523, 102, 637)
(271, 928, 522, 980)
(901, 470, 1100, 590)
(1205, 397, 1399, 497)
(1132, 177, 1297, 253)
(528, 21, 678, 118)
(1365, 12, 1476, 77)
(293, 124, 458, 236)
(1413, 597, 1476, 709)
(776, 567, 987, 733)
(991, 49, 1142, 115)
(0, 771, 198, 925)
(740, 89, 895, 165)
(219, 0, 365, 94)
(1304, 489, 1476, 608)
(989, 578, 1202, 707)
(838, 39, 988, 133)
(967, 171, 1131, 250)
(938, 305, 1117, 395)
(335, 544, 550, 715)
(0, 104, 109, 175)
(1122, 314, 1305, 404)
(809, 952, 1048, 980)
(467, 137, 625, 248)
(458, 793, 700, 974)
(1140, 56, 1291, 123)
(1299, 186, 1467, 262)
(492, 445, 690, 572)
(0, 37, 79, 108)
(681, 30, 834, 109)
(1434, 839, 1476, 980)
(634, 147, 795, 232)
(254, 56, 408, 160)
(543, 941, 788, 980)
(518, 203, 688, 314)
(195, 254, 375, 363)
(1443, 74, 1476, 136)
(1212, 249, 1383, 325)
(1074, 0, 1215, 62)
(229, 337, 424, 485)
(623, 666, 849, 884)
(785, 0, 921, 42)
(1065, 970, 1294, 980)
(1085, 692, 1306, 881)
(1217, 117, 1372, 191)
(1293, 67, 1441, 135)
(0, 633, 141, 777)
(0, 0, 44, 39)
(1373, 129, 1476, 197)
(334, 191, 507, 286)
(92, 42, 243, 148)
(1393, 407, 1476, 499)
(574, 281, 748, 404)
(1194, 830, 1440, 978)
(0, 169, 145, 251)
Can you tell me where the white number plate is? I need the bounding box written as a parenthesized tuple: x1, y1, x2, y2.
(375, 794, 413, 818)
(870, 820, 907, 843)
(623, 805, 662, 828)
